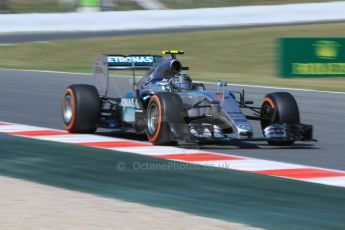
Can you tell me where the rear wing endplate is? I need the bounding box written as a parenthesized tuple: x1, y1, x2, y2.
(94, 54, 161, 96)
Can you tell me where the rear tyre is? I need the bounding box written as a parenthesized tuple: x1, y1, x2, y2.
(146, 92, 186, 145)
(62, 84, 100, 133)
(261, 92, 300, 146)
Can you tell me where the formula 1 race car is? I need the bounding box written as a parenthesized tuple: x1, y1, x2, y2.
(62, 50, 314, 146)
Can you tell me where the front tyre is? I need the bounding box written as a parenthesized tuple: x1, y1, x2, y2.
(146, 92, 186, 145)
(62, 84, 100, 133)
(261, 92, 300, 146)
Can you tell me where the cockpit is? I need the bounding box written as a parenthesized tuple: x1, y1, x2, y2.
(136, 58, 184, 89)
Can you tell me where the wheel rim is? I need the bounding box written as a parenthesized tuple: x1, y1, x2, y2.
(147, 103, 159, 135)
(261, 102, 275, 129)
(63, 94, 73, 124)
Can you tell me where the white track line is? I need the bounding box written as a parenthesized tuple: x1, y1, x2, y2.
(196, 159, 307, 171)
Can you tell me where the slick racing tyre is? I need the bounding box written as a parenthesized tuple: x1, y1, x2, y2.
(62, 84, 100, 133)
(146, 92, 186, 145)
(261, 92, 300, 146)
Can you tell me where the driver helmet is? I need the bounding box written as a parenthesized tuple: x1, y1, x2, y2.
(172, 73, 192, 90)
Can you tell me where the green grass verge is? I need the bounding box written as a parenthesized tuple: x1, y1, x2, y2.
(1, 0, 341, 13)
(1, 22, 345, 91)
(1, 0, 74, 13)
(115, 0, 142, 11)
(0, 0, 142, 13)
(160, 0, 344, 9)
(1, 133, 345, 230)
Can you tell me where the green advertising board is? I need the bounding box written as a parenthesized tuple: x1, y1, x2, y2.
(279, 38, 345, 78)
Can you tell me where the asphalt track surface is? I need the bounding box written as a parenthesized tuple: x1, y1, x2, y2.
(0, 69, 344, 171)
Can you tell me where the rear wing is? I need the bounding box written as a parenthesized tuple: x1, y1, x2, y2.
(107, 55, 162, 70)
(94, 54, 162, 96)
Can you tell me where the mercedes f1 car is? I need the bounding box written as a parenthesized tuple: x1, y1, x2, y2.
(62, 50, 314, 146)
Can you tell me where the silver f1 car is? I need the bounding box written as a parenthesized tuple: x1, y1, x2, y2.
(62, 50, 314, 146)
